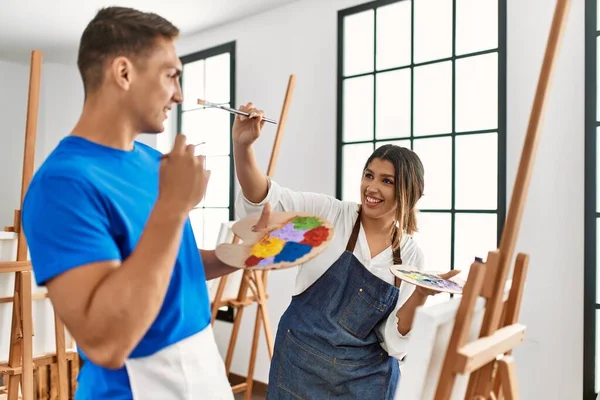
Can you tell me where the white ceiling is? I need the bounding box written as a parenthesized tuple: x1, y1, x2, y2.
(1, 0, 298, 64)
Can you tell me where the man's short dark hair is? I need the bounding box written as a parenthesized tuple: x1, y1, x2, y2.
(77, 6, 179, 94)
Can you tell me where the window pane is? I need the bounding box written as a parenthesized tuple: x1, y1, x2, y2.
(455, 133, 498, 210)
(414, 0, 453, 63)
(344, 76, 374, 142)
(413, 212, 452, 271)
(376, 69, 411, 140)
(596, 218, 600, 308)
(182, 60, 204, 111)
(342, 143, 374, 202)
(203, 208, 230, 249)
(456, 0, 498, 55)
(189, 208, 204, 247)
(454, 213, 497, 273)
(376, 140, 411, 150)
(205, 53, 230, 104)
(414, 137, 452, 209)
(182, 108, 230, 156)
(598, 37, 600, 122)
(376, 1, 411, 70)
(414, 61, 452, 136)
(344, 10, 374, 76)
(597, 129, 600, 212)
(181, 109, 206, 146)
(202, 108, 231, 156)
(597, 0, 600, 31)
(597, 309, 600, 391)
(456, 53, 498, 132)
(204, 156, 230, 208)
(597, 219, 600, 302)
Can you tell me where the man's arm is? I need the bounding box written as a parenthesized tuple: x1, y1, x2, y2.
(24, 134, 210, 369)
(46, 201, 186, 369)
(201, 250, 237, 280)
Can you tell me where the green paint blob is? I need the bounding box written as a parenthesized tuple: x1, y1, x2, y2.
(290, 216, 322, 230)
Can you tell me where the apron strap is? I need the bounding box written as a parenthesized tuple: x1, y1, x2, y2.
(346, 207, 403, 288)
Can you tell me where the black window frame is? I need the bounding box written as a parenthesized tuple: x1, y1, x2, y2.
(336, 0, 507, 278)
(585, 0, 597, 398)
(177, 41, 237, 323)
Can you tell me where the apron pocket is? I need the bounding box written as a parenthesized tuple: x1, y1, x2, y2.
(338, 287, 387, 339)
(276, 329, 335, 399)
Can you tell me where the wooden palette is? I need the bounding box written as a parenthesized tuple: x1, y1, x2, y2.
(390, 265, 465, 294)
(215, 212, 335, 270)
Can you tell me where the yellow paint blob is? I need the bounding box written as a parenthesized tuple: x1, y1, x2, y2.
(250, 236, 286, 258)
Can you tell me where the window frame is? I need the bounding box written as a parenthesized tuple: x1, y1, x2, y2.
(177, 41, 237, 223)
(584, 0, 597, 398)
(177, 41, 237, 323)
(336, 0, 507, 275)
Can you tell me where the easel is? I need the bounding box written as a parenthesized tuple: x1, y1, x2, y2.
(210, 74, 295, 399)
(0, 50, 76, 399)
(432, 0, 570, 398)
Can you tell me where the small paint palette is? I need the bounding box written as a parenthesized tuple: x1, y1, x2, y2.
(390, 266, 464, 294)
(215, 212, 335, 270)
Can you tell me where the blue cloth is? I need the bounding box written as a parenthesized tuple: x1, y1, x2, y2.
(266, 251, 400, 399)
(22, 136, 210, 399)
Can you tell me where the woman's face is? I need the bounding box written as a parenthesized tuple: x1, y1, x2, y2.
(360, 158, 397, 220)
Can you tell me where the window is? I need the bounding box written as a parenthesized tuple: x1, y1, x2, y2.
(177, 42, 236, 250)
(337, 0, 506, 302)
(585, 1, 599, 398)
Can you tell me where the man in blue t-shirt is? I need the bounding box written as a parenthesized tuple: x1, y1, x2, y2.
(21, 6, 249, 399)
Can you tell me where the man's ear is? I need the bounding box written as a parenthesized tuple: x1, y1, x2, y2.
(109, 56, 134, 91)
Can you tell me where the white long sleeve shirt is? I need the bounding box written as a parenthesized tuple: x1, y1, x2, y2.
(235, 178, 425, 361)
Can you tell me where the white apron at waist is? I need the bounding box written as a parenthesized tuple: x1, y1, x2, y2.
(124, 324, 234, 400)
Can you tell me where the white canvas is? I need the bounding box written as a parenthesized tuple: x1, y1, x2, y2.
(397, 281, 512, 400)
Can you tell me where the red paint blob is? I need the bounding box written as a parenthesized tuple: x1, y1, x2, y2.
(245, 255, 263, 267)
(300, 226, 329, 247)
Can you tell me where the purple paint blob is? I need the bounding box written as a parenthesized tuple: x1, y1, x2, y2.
(257, 256, 275, 267)
(269, 222, 308, 242)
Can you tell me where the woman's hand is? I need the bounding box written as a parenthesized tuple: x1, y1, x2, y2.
(414, 269, 462, 297)
(232, 102, 265, 147)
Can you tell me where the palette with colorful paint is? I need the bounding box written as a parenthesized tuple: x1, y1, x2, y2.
(215, 212, 335, 270)
(390, 266, 464, 294)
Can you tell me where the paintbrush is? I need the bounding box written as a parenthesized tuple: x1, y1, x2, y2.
(197, 99, 278, 124)
(160, 142, 205, 160)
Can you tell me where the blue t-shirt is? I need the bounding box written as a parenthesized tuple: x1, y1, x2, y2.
(22, 136, 211, 399)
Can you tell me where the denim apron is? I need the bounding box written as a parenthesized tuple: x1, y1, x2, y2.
(266, 210, 402, 399)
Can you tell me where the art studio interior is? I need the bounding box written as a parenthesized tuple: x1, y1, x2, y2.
(0, 0, 592, 399)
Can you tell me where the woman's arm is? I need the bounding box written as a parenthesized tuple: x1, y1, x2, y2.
(232, 102, 344, 221)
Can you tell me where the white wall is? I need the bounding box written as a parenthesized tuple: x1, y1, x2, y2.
(507, 0, 584, 398)
(177, 0, 584, 398)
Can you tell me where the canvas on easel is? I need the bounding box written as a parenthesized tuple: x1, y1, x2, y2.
(209, 74, 295, 399)
(394, 0, 570, 398)
(0, 50, 77, 400)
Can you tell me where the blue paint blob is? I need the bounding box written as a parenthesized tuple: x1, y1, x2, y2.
(274, 241, 312, 263)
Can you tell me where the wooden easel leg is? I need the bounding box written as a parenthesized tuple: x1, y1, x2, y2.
(434, 260, 488, 400)
(7, 272, 23, 400)
(54, 314, 69, 400)
(497, 356, 518, 400)
(256, 271, 274, 357)
(211, 275, 229, 325)
(21, 271, 33, 400)
(224, 270, 251, 375)
(493, 254, 529, 398)
(245, 272, 262, 400)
